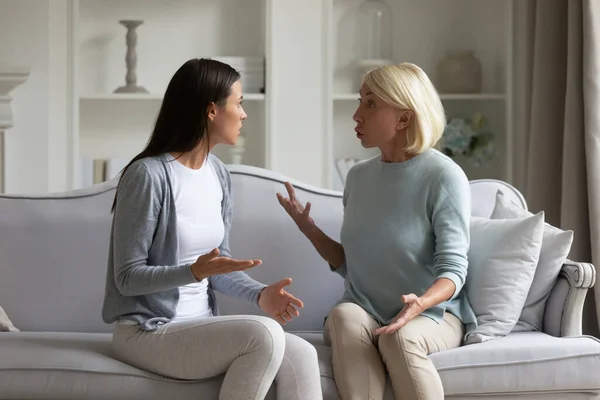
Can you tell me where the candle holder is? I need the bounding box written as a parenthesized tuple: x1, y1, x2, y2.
(114, 20, 148, 93)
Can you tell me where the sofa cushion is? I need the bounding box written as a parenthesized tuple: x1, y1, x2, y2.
(491, 190, 574, 332)
(2, 331, 599, 400)
(0, 332, 221, 399)
(464, 213, 545, 344)
(431, 332, 600, 396)
(299, 331, 600, 398)
(0, 331, 341, 400)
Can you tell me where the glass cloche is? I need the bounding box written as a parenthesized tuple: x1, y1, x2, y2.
(353, 0, 394, 73)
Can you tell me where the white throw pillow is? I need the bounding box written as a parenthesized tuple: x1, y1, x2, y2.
(464, 211, 545, 344)
(0, 305, 18, 332)
(491, 190, 574, 332)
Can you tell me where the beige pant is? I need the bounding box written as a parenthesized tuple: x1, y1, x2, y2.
(324, 302, 464, 400)
(112, 315, 323, 400)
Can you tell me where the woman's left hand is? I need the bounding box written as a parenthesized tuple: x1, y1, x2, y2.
(258, 278, 304, 325)
(374, 293, 424, 335)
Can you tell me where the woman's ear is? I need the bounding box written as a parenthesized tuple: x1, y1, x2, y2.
(207, 102, 217, 121)
(397, 109, 415, 130)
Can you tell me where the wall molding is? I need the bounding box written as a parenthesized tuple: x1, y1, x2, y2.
(0, 67, 30, 192)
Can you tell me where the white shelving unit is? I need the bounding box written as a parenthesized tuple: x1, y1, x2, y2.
(61, 0, 514, 191)
(68, 0, 268, 189)
(324, 0, 514, 191)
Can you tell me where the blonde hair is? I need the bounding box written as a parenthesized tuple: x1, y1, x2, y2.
(362, 63, 446, 154)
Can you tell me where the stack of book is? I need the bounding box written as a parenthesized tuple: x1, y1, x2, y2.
(210, 56, 265, 94)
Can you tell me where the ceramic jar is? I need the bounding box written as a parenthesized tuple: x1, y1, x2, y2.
(436, 50, 482, 93)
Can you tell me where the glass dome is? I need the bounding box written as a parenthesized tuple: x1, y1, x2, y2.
(353, 0, 393, 67)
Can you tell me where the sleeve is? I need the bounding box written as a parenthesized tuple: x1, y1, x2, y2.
(430, 166, 471, 299)
(208, 163, 267, 306)
(112, 162, 198, 296)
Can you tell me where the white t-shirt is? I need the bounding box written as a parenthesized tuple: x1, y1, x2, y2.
(166, 154, 224, 320)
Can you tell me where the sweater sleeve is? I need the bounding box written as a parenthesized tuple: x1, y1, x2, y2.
(208, 159, 267, 306)
(430, 166, 471, 300)
(112, 162, 198, 296)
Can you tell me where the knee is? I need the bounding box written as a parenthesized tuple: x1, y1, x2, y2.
(378, 323, 425, 356)
(327, 302, 364, 329)
(243, 316, 286, 356)
(285, 333, 318, 363)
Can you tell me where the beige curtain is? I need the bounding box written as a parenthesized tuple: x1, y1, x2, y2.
(513, 0, 600, 337)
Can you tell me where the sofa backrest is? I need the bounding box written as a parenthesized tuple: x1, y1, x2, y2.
(469, 178, 527, 218)
(0, 165, 526, 333)
(0, 180, 116, 333)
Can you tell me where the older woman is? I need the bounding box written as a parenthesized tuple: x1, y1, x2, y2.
(277, 63, 477, 400)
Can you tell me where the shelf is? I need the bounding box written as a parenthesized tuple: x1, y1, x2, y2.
(333, 93, 505, 101)
(80, 93, 266, 101)
(439, 93, 505, 100)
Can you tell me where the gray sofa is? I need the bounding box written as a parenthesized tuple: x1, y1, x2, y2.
(0, 164, 598, 399)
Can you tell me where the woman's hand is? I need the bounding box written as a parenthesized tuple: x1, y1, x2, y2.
(374, 294, 424, 335)
(191, 248, 261, 281)
(276, 182, 315, 235)
(258, 278, 304, 325)
(276, 181, 347, 270)
(375, 278, 456, 335)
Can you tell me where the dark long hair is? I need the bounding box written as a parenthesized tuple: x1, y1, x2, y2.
(111, 58, 241, 212)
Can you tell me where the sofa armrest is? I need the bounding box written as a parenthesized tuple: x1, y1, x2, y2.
(543, 261, 596, 337)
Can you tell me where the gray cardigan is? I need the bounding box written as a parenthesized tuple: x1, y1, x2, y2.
(101, 153, 266, 330)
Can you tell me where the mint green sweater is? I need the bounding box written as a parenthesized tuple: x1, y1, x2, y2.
(335, 149, 477, 335)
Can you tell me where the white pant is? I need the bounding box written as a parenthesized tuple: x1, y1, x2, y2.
(112, 315, 323, 400)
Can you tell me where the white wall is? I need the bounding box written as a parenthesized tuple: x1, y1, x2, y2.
(267, 0, 327, 186)
(0, 0, 70, 194)
(47, 0, 71, 192)
(0, 0, 51, 194)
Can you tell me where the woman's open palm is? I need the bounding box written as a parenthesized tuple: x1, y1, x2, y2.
(276, 182, 314, 234)
(190, 249, 261, 281)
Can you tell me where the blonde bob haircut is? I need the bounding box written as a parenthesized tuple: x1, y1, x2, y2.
(362, 62, 446, 155)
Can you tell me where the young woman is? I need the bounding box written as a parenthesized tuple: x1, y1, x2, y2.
(102, 58, 322, 400)
(277, 63, 477, 400)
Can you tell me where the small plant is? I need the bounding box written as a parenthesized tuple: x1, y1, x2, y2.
(440, 112, 495, 167)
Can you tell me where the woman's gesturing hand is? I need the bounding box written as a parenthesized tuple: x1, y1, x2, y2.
(258, 278, 304, 325)
(276, 182, 315, 234)
(374, 294, 424, 335)
(191, 248, 261, 281)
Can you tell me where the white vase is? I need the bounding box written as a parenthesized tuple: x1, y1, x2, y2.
(436, 50, 482, 94)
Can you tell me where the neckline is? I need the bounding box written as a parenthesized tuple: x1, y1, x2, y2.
(165, 152, 210, 174)
(378, 148, 434, 171)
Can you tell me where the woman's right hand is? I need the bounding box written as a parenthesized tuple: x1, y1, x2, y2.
(276, 182, 315, 235)
(190, 248, 261, 281)
(277, 182, 346, 270)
